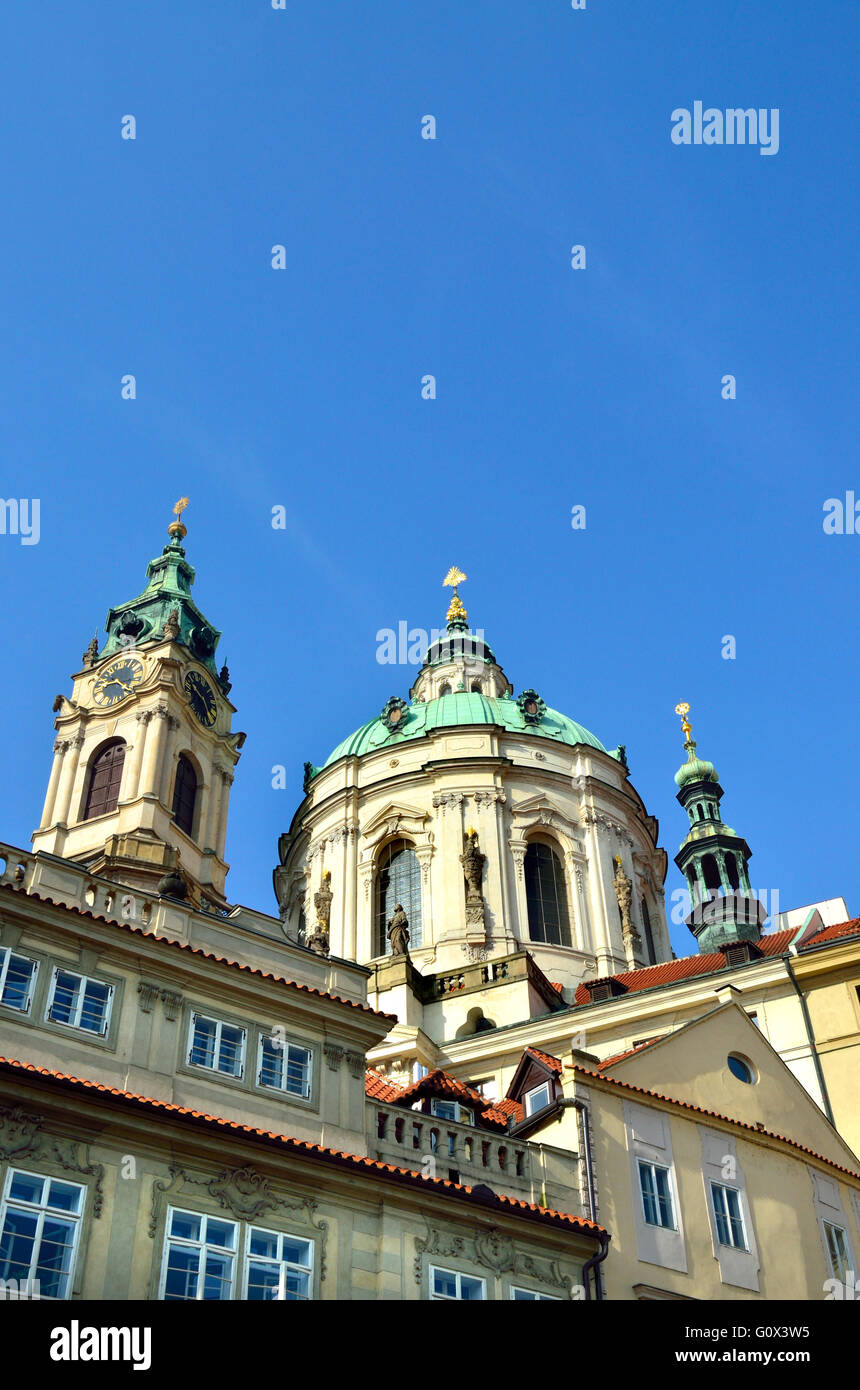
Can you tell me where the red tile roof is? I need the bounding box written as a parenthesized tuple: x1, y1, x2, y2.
(573, 919, 860, 1007)
(802, 917, 860, 947)
(524, 1045, 563, 1074)
(597, 1036, 665, 1070)
(0, 1056, 605, 1238)
(573, 929, 799, 1005)
(572, 1064, 860, 1181)
(365, 1069, 405, 1103)
(486, 1096, 524, 1125)
(0, 883, 394, 1021)
(395, 1068, 489, 1108)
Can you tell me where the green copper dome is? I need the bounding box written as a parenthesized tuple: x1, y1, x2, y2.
(674, 743, 719, 788)
(321, 691, 607, 768)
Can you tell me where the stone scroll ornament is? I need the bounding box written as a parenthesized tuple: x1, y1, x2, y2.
(387, 903, 411, 958)
(307, 870, 333, 955)
(460, 828, 486, 927)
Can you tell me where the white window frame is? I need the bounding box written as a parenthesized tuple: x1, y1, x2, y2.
(0, 1167, 86, 1300)
(638, 1159, 677, 1231)
(510, 1285, 561, 1300)
(159, 1207, 239, 1301)
(524, 1081, 552, 1116)
(430, 1098, 474, 1126)
(0, 946, 38, 1014)
(429, 1264, 487, 1300)
(823, 1220, 851, 1283)
(45, 966, 113, 1035)
(187, 1012, 247, 1078)
(710, 1181, 748, 1251)
(257, 1034, 312, 1098)
(244, 1225, 314, 1300)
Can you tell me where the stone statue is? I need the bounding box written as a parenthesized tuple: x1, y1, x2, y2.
(82, 637, 99, 668)
(613, 855, 639, 945)
(387, 903, 410, 957)
(307, 870, 333, 955)
(460, 829, 486, 928)
(163, 608, 181, 641)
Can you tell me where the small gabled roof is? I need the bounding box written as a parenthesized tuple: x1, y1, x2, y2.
(504, 1046, 564, 1107)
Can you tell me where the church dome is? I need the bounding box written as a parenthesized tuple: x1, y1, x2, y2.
(322, 690, 607, 768)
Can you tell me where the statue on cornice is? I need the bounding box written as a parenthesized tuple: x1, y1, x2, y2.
(461, 829, 486, 927)
(613, 855, 639, 944)
(387, 904, 411, 958)
(307, 870, 333, 955)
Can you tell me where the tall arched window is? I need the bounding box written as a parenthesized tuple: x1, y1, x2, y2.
(172, 755, 198, 837)
(83, 740, 126, 821)
(375, 840, 422, 956)
(702, 853, 721, 893)
(640, 896, 656, 964)
(524, 841, 571, 946)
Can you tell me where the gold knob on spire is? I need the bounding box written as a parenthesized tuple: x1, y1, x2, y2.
(168, 496, 190, 540)
(675, 701, 693, 745)
(443, 565, 468, 624)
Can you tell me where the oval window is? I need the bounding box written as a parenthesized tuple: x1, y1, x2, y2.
(727, 1054, 755, 1084)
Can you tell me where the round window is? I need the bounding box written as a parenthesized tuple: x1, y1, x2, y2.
(727, 1054, 755, 1084)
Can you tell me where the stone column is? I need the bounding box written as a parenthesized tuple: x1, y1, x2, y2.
(216, 768, 234, 860)
(40, 739, 67, 827)
(139, 704, 169, 798)
(342, 824, 358, 960)
(53, 735, 85, 826)
(158, 715, 181, 806)
(509, 841, 529, 946)
(431, 792, 465, 941)
(125, 710, 151, 801)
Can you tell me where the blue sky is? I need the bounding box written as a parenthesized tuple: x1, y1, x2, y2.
(1, 2, 857, 956)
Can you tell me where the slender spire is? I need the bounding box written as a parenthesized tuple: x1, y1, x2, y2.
(443, 566, 468, 629)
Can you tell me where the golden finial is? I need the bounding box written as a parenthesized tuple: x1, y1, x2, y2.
(675, 701, 693, 745)
(443, 565, 468, 625)
(168, 496, 190, 540)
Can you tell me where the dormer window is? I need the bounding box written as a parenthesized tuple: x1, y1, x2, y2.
(523, 1082, 552, 1117)
(430, 1099, 474, 1126)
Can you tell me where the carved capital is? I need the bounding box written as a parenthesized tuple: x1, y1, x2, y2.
(160, 989, 183, 1021)
(324, 1043, 344, 1072)
(137, 981, 161, 1014)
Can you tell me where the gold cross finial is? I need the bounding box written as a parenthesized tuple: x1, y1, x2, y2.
(169, 496, 190, 540)
(443, 566, 468, 624)
(675, 701, 693, 745)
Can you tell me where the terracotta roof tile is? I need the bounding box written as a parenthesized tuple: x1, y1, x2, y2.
(803, 917, 860, 946)
(525, 1046, 563, 1075)
(573, 1064, 860, 1181)
(394, 1069, 489, 1108)
(364, 1069, 405, 1103)
(486, 1096, 524, 1125)
(0, 883, 393, 1021)
(573, 929, 799, 1005)
(597, 1036, 665, 1070)
(0, 1056, 605, 1238)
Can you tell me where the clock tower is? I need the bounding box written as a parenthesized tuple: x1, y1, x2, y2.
(31, 502, 245, 909)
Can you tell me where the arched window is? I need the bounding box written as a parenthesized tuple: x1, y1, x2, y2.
(524, 841, 571, 946)
(471, 681, 482, 693)
(702, 853, 721, 893)
(439, 683, 451, 697)
(726, 853, 740, 890)
(83, 740, 126, 821)
(640, 896, 656, 964)
(375, 840, 422, 956)
(172, 755, 198, 837)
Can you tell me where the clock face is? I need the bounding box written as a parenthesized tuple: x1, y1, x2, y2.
(93, 656, 144, 707)
(184, 670, 217, 727)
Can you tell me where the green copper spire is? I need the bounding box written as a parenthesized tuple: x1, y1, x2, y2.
(95, 499, 227, 685)
(672, 704, 763, 953)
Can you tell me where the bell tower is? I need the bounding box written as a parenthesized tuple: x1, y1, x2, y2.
(32, 501, 245, 909)
(672, 703, 765, 953)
